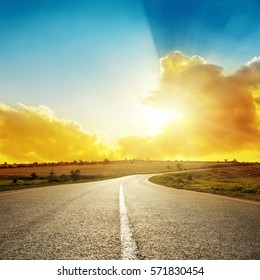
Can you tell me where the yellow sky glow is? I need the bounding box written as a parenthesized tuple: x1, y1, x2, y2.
(0, 52, 259, 163)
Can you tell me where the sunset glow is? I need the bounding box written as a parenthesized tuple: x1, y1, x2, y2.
(142, 107, 173, 135)
(0, 0, 259, 163)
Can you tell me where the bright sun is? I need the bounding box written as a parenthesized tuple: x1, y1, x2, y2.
(143, 106, 182, 135)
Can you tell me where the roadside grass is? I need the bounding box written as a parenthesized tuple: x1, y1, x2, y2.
(0, 160, 233, 191)
(149, 165, 260, 201)
(0, 176, 109, 191)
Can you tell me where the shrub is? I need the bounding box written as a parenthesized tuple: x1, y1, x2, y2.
(231, 186, 244, 192)
(177, 176, 184, 183)
(48, 174, 58, 182)
(71, 169, 81, 181)
(103, 158, 110, 164)
(48, 169, 58, 182)
(60, 174, 68, 182)
(176, 163, 182, 171)
(31, 172, 37, 180)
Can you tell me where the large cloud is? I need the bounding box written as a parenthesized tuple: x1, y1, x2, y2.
(0, 103, 112, 162)
(1, 52, 260, 163)
(119, 52, 260, 160)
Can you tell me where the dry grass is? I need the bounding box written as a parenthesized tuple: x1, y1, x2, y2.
(0, 160, 230, 191)
(1, 160, 258, 198)
(150, 164, 260, 201)
(0, 160, 235, 177)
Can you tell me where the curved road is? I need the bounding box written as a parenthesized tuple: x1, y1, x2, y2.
(0, 174, 259, 259)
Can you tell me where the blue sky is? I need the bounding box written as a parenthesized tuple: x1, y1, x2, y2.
(0, 0, 259, 142)
(142, 0, 260, 70)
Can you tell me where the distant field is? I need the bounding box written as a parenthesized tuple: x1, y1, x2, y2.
(0, 160, 233, 191)
(149, 164, 260, 201)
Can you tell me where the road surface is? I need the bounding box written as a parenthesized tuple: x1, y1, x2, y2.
(0, 174, 259, 259)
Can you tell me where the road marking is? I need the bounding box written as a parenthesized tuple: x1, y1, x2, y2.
(119, 181, 139, 260)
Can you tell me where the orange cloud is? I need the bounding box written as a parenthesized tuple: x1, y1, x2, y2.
(0, 103, 112, 163)
(119, 52, 260, 161)
(1, 52, 260, 163)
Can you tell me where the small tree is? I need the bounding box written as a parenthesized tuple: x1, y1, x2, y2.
(187, 174, 193, 181)
(48, 169, 58, 182)
(176, 163, 182, 171)
(12, 178, 17, 184)
(103, 158, 110, 164)
(31, 172, 37, 180)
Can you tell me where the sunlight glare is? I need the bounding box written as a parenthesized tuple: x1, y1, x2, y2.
(143, 106, 182, 135)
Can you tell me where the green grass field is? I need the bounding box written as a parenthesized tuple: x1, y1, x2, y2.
(149, 164, 260, 201)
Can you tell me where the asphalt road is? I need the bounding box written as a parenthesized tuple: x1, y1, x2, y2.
(0, 174, 259, 259)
